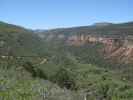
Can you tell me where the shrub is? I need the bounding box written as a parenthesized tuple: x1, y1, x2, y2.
(52, 67, 76, 90)
(23, 61, 47, 79)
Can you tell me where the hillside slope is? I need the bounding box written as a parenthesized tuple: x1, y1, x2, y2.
(1, 21, 133, 100)
(0, 21, 45, 56)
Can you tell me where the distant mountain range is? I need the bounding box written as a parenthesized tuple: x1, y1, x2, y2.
(36, 21, 133, 38)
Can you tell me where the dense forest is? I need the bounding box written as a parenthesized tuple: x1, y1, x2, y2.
(0, 21, 133, 100)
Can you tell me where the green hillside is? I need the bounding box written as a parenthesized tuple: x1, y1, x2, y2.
(0, 21, 45, 56)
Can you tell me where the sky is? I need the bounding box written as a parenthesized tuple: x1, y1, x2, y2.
(0, 0, 133, 29)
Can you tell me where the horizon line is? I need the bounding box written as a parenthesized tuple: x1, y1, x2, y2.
(0, 20, 133, 30)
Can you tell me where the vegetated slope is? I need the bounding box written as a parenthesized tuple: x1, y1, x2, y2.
(0, 21, 84, 100)
(1, 21, 133, 100)
(28, 41, 133, 100)
(0, 64, 83, 100)
(0, 21, 45, 56)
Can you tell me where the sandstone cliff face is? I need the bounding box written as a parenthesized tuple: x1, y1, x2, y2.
(66, 34, 133, 64)
(103, 45, 133, 64)
(102, 38, 133, 64)
(66, 35, 99, 46)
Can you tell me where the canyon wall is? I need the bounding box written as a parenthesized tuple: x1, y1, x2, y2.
(66, 34, 133, 64)
(42, 33, 133, 64)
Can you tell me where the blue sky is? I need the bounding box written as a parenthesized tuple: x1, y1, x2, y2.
(0, 0, 133, 29)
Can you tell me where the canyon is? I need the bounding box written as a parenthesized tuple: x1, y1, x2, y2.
(39, 30, 133, 64)
(36, 21, 133, 64)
